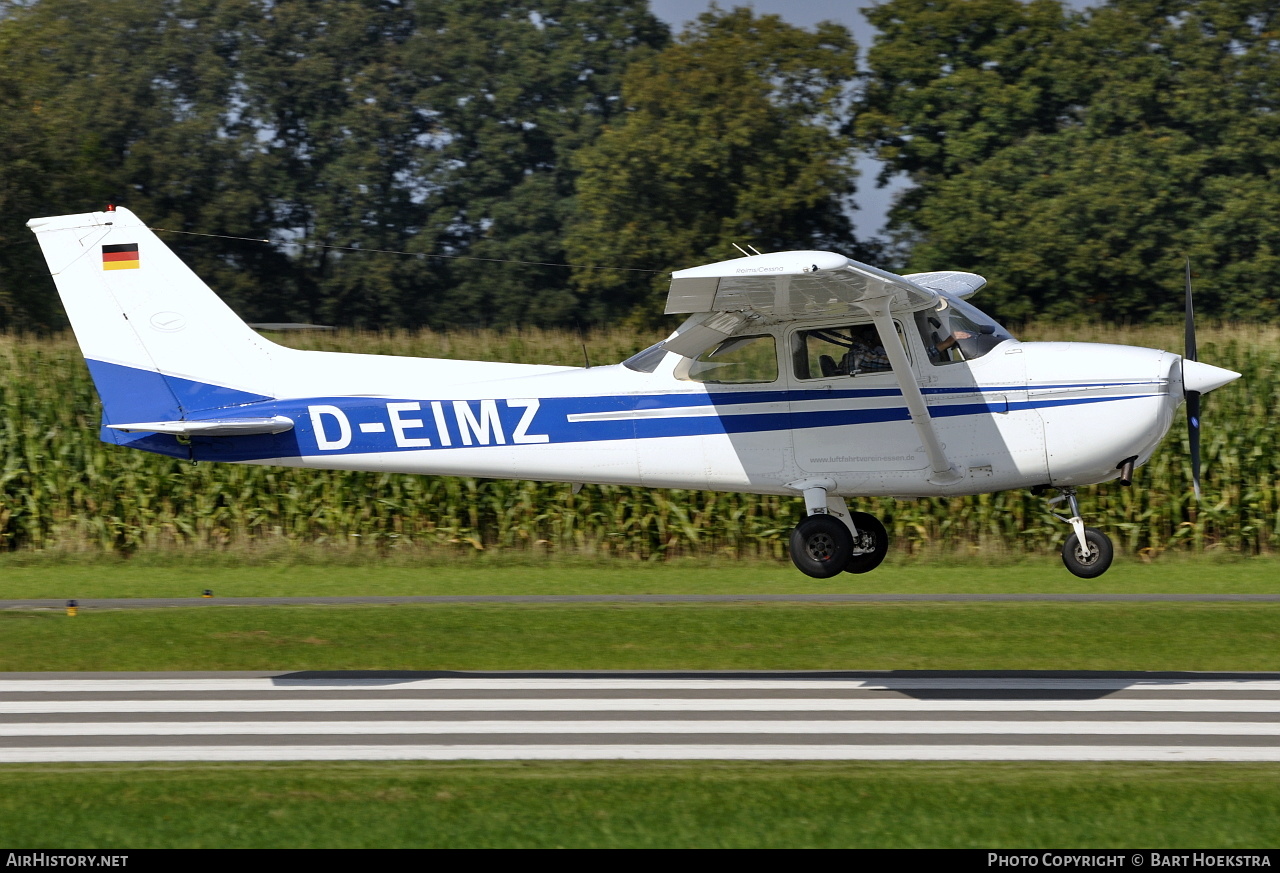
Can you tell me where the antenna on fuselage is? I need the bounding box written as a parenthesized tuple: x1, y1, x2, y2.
(731, 243, 752, 257)
(575, 319, 591, 369)
(746, 245, 764, 256)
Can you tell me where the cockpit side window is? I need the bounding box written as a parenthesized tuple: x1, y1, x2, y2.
(793, 322, 906, 380)
(915, 296, 1015, 365)
(678, 334, 779, 384)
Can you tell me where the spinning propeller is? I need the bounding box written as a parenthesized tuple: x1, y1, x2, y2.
(1184, 258, 1201, 500)
(1180, 259, 1243, 500)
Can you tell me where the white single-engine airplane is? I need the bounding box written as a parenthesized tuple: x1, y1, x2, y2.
(28, 206, 1240, 577)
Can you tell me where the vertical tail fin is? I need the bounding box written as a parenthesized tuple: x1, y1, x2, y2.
(26, 207, 278, 428)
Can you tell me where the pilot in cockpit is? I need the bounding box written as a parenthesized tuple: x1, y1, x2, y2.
(842, 325, 892, 373)
(933, 323, 974, 354)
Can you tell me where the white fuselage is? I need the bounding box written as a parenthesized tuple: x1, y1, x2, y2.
(238, 332, 1182, 500)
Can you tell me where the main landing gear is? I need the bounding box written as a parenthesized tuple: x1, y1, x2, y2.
(789, 505, 889, 579)
(1045, 486, 1114, 578)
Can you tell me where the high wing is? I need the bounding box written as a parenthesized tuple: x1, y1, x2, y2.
(664, 250, 968, 485)
(665, 251, 939, 319)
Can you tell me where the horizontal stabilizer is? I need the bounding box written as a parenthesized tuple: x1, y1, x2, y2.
(105, 416, 295, 437)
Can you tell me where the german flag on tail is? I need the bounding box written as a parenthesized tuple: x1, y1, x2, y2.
(102, 243, 139, 271)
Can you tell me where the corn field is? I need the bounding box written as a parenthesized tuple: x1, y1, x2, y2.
(0, 324, 1275, 559)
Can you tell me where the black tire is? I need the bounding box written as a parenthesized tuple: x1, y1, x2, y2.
(844, 512, 889, 574)
(1062, 528, 1114, 578)
(789, 514, 853, 579)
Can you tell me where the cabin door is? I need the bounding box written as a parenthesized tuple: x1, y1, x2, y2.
(786, 321, 931, 475)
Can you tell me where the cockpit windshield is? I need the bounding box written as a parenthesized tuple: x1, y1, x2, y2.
(914, 295, 1015, 365)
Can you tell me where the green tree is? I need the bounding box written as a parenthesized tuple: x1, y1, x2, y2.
(858, 0, 1074, 186)
(224, 0, 442, 327)
(859, 0, 1280, 322)
(0, 0, 286, 328)
(0, 0, 668, 330)
(403, 0, 669, 327)
(906, 129, 1213, 320)
(565, 7, 863, 324)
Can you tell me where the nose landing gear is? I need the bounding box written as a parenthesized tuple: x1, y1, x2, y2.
(1047, 487, 1114, 578)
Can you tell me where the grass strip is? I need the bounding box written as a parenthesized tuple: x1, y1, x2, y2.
(0, 554, 1276, 599)
(0, 761, 1277, 848)
(2, 602, 1277, 672)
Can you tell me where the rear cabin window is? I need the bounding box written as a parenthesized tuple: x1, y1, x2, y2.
(622, 341, 669, 373)
(680, 334, 778, 384)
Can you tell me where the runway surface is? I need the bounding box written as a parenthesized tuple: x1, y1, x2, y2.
(5, 593, 1280, 609)
(1, 671, 1278, 762)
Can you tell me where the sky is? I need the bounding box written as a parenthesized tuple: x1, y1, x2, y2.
(647, 1, 899, 238)
(648, 0, 878, 42)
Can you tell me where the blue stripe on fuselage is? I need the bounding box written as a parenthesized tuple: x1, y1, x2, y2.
(85, 362, 1157, 462)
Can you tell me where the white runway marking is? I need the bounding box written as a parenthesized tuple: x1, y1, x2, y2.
(3, 720, 1279, 737)
(0, 745, 1278, 763)
(4, 698, 1279, 714)
(0, 674, 1276, 762)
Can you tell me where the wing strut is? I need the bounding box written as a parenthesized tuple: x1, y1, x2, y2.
(868, 306, 962, 485)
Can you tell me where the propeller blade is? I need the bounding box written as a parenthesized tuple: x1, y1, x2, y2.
(1187, 390, 1201, 500)
(1184, 256, 1200, 500)
(1184, 257, 1197, 363)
